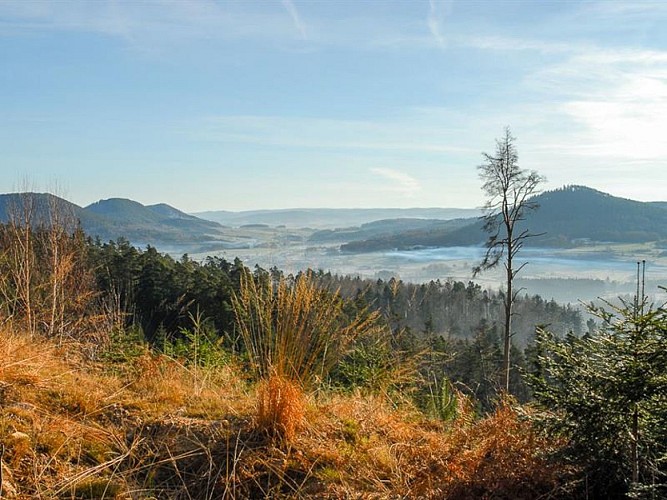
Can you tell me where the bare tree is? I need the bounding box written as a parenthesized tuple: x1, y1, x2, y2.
(0, 188, 99, 342)
(6, 188, 38, 335)
(473, 127, 545, 392)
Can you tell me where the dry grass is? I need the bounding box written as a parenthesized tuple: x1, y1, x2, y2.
(232, 269, 388, 446)
(0, 325, 570, 498)
(0, 328, 128, 497)
(232, 269, 382, 388)
(0, 326, 250, 498)
(256, 374, 305, 443)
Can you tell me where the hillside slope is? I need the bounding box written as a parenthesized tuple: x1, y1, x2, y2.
(85, 198, 223, 243)
(341, 186, 667, 252)
(0, 193, 225, 244)
(0, 328, 565, 498)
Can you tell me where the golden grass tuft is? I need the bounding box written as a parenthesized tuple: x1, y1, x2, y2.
(256, 373, 305, 442)
(232, 269, 387, 443)
(232, 269, 383, 388)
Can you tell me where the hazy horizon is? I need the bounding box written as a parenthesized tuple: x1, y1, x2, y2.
(2, 183, 665, 215)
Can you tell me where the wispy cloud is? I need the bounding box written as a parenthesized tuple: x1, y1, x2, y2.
(280, 0, 307, 40)
(522, 45, 667, 160)
(0, 1, 307, 49)
(463, 35, 578, 54)
(371, 168, 421, 197)
(191, 113, 474, 155)
(427, 0, 446, 49)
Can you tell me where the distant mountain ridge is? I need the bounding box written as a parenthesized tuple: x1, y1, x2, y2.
(194, 207, 482, 229)
(309, 217, 473, 244)
(2, 186, 665, 252)
(341, 186, 667, 252)
(0, 193, 224, 245)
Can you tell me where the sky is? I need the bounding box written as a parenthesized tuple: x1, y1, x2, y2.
(1, 0, 667, 212)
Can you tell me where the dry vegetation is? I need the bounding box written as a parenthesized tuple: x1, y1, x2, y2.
(0, 324, 571, 499)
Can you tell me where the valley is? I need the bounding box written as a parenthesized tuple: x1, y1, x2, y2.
(189, 236, 667, 304)
(2, 186, 667, 305)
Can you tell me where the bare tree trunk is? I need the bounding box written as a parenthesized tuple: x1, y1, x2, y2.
(476, 128, 544, 396)
(3, 189, 96, 340)
(8, 192, 37, 336)
(503, 260, 512, 392)
(46, 191, 75, 340)
(502, 186, 513, 393)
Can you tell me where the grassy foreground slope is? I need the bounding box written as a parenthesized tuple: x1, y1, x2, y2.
(0, 328, 567, 499)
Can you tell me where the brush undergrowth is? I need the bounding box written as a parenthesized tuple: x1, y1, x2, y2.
(0, 323, 572, 498)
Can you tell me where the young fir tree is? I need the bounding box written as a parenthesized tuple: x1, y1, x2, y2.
(529, 267, 667, 498)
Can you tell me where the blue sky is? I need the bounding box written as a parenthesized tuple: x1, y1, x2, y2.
(1, 1, 666, 211)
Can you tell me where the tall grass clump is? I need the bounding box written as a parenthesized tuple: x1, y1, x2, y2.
(232, 269, 382, 440)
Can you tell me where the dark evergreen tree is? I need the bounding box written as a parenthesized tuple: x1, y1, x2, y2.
(529, 288, 667, 498)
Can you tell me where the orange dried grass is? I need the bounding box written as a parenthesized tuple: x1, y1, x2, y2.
(256, 374, 305, 442)
(295, 393, 565, 499)
(436, 401, 565, 499)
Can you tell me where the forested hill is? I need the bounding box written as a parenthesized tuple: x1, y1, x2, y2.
(526, 185, 667, 244)
(341, 185, 667, 252)
(0, 193, 107, 232)
(0, 193, 225, 244)
(84, 198, 223, 242)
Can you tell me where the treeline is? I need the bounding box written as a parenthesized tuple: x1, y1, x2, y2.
(87, 240, 582, 347)
(82, 240, 582, 407)
(87, 239, 242, 343)
(316, 273, 582, 345)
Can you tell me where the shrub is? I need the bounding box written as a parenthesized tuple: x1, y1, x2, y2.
(232, 269, 382, 389)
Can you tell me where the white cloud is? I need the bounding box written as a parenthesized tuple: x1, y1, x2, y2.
(563, 76, 667, 160)
(370, 168, 421, 198)
(522, 46, 667, 163)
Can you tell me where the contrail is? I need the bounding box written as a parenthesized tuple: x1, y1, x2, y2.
(428, 0, 446, 49)
(281, 0, 307, 40)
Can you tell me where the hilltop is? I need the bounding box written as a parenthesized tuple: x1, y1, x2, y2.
(0, 193, 225, 245)
(84, 197, 224, 243)
(341, 186, 667, 252)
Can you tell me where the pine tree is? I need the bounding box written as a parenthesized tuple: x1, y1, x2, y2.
(529, 273, 667, 497)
